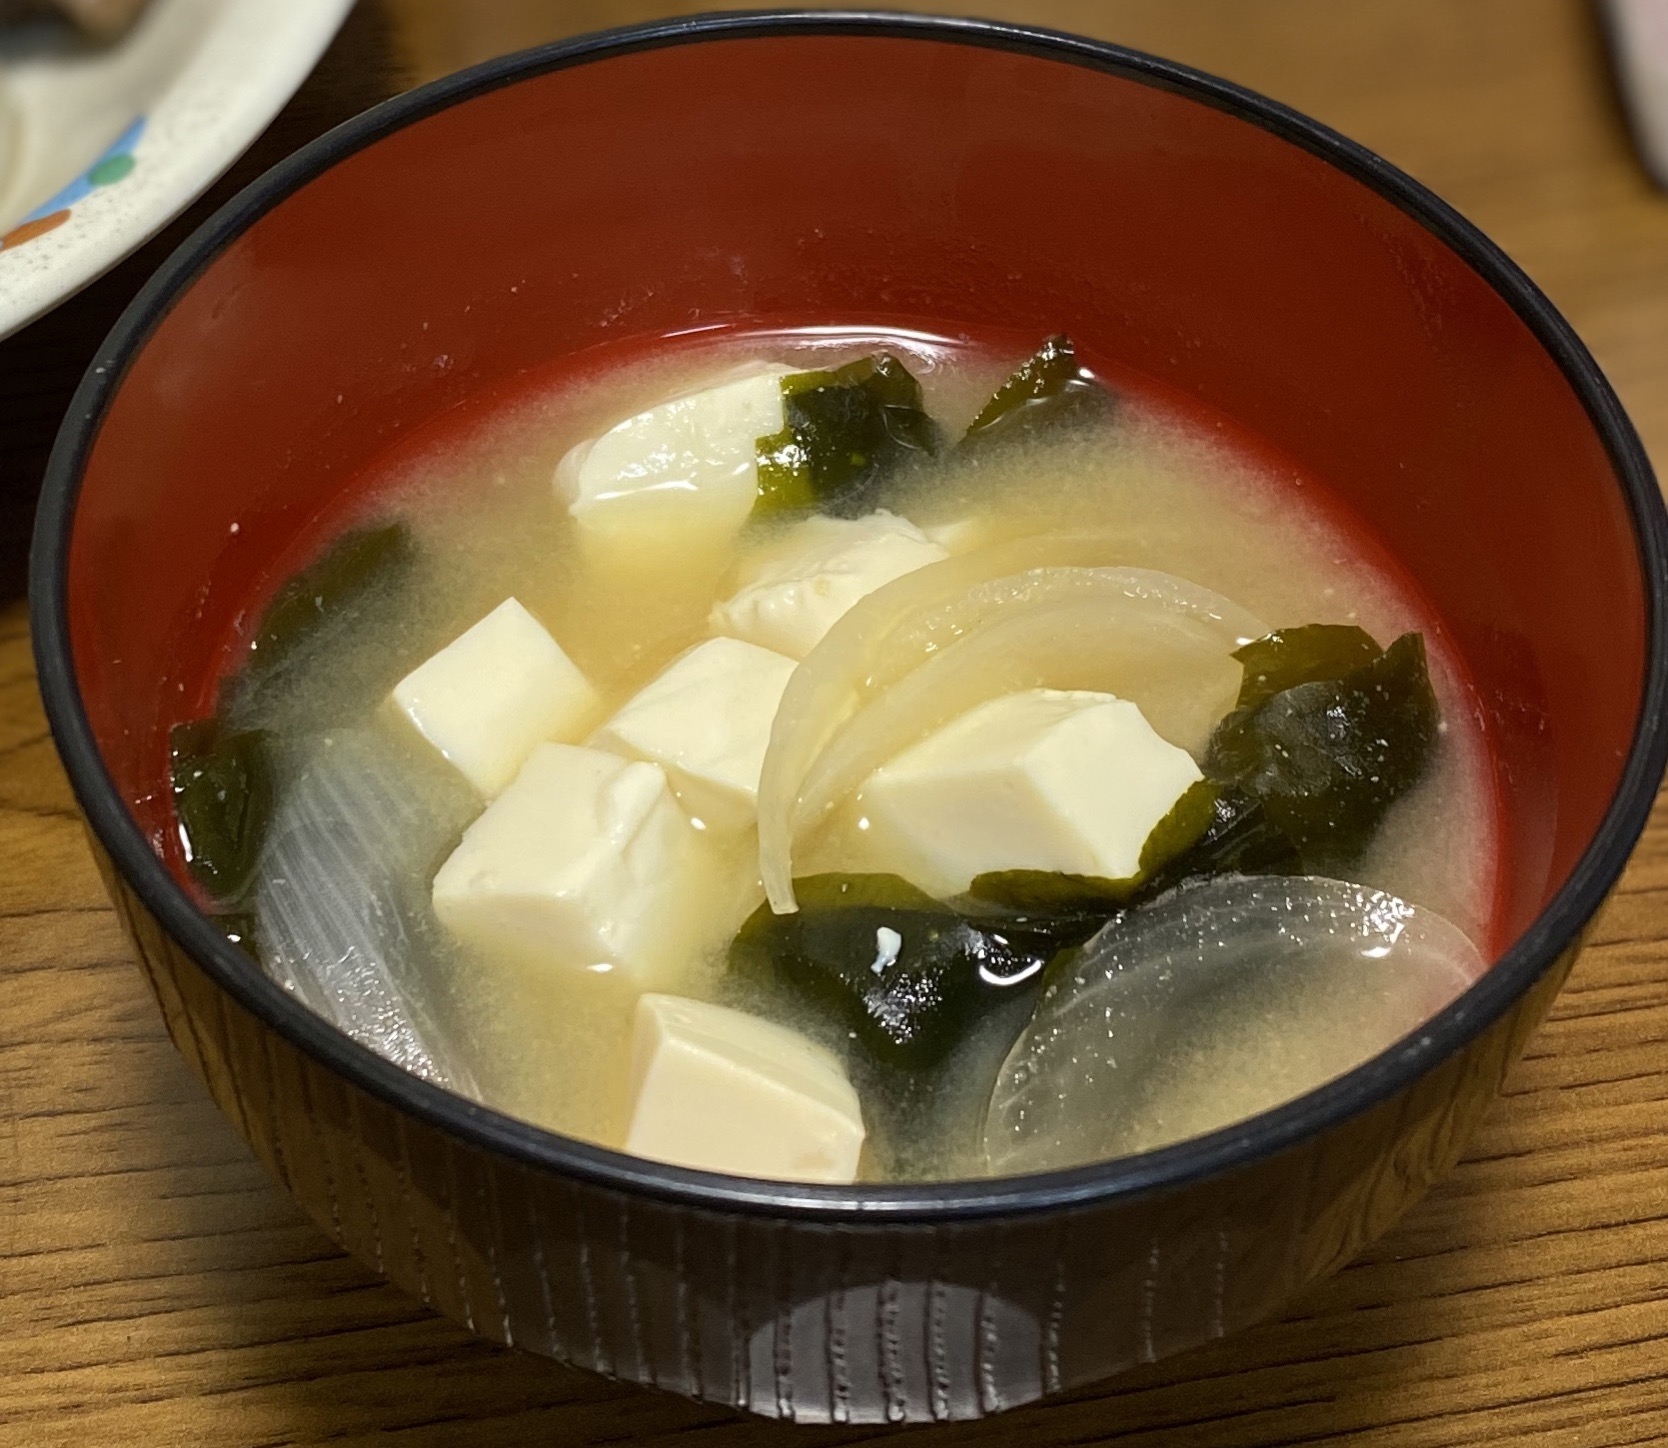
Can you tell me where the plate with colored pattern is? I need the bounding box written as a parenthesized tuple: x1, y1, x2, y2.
(0, 0, 351, 342)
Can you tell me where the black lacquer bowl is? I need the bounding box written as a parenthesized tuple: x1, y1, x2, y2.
(29, 12, 1668, 1422)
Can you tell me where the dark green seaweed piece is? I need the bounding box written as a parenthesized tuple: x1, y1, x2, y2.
(1140, 787, 1302, 893)
(728, 873, 1065, 1070)
(238, 523, 414, 687)
(959, 334, 1114, 449)
(753, 354, 940, 517)
(1230, 624, 1383, 710)
(963, 870, 1128, 913)
(1205, 631, 1440, 871)
(169, 718, 274, 902)
(1135, 776, 1221, 875)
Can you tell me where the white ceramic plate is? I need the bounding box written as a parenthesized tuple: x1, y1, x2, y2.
(0, 0, 353, 342)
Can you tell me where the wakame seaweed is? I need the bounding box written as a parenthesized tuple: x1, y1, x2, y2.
(1205, 629, 1440, 872)
(169, 523, 415, 913)
(1139, 786, 1302, 892)
(1229, 623, 1384, 710)
(753, 354, 940, 517)
(959, 335, 1114, 449)
(728, 873, 1071, 1071)
(169, 718, 274, 902)
(962, 870, 1129, 914)
(225, 522, 415, 713)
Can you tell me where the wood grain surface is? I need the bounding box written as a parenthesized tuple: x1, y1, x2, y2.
(5, 1, 1668, 1442)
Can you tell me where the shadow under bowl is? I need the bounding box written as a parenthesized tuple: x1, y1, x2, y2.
(28, 10, 1668, 1423)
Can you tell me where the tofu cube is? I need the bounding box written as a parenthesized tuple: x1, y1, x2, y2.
(626, 993, 865, 1183)
(710, 510, 950, 659)
(555, 366, 790, 542)
(432, 743, 697, 983)
(591, 636, 797, 831)
(393, 598, 597, 797)
(859, 688, 1203, 897)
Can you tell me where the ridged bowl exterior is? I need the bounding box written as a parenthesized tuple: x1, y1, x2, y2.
(96, 838, 1576, 1421)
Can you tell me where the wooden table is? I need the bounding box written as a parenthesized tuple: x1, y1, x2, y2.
(6, 1, 1668, 1442)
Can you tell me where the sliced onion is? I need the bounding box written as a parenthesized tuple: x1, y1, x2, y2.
(255, 727, 482, 1094)
(756, 536, 1264, 912)
(982, 875, 1487, 1175)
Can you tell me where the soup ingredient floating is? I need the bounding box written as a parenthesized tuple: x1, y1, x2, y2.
(432, 743, 700, 985)
(983, 874, 1486, 1175)
(1203, 625, 1440, 872)
(858, 687, 1204, 899)
(392, 596, 598, 797)
(169, 718, 272, 902)
(728, 873, 1095, 1071)
(557, 365, 792, 542)
(626, 992, 866, 1183)
(169, 521, 420, 920)
(752, 352, 940, 516)
(958, 333, 1113, 450)
(254, 728, 481, 1093)
(951, 623, 1445, 922)
(712, 509, 949, 659)
(227, 522, 415, 720)
(592, 635, 797, 831)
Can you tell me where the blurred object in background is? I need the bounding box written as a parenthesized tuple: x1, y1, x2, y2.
(0, 0, 353, 343)
(1604, 0, 1668, 186)
(0, 0, 150, 41)
(0, 0, 398, 601)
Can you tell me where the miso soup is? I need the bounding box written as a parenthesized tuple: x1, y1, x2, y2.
(167, 328, 1499, 1184)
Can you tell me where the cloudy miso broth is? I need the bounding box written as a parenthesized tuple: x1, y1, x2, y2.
(181, 327, 1500, 1183)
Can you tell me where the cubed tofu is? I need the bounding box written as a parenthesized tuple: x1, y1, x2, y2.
(555, 366, 790, 541)
(710, 510, 950, 659)
(591, 637, 797, 831)
(392, 598, 597, 797)
(859, 688, 1203, 897)
(432, 743, 697, 983)
(626, 993, 865, 1183)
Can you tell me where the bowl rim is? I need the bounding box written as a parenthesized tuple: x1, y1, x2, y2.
(30, 8, 1668, 1224)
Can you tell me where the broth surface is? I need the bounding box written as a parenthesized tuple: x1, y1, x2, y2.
(225, 327, 1500, 1180)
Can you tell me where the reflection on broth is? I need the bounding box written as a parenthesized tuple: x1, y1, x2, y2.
(167, 328, 1500, 1185)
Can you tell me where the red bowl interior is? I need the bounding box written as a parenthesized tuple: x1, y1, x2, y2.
(68, 31, 1644, 957)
